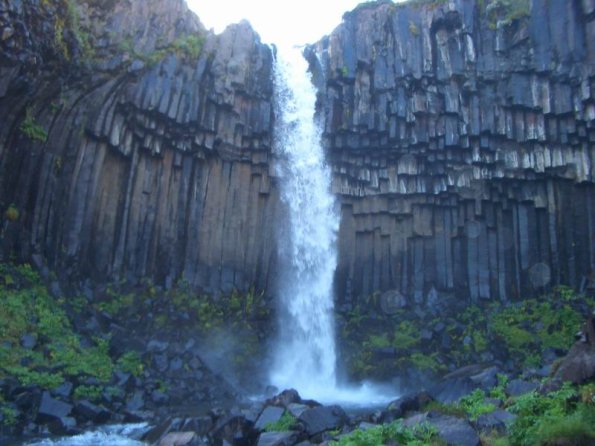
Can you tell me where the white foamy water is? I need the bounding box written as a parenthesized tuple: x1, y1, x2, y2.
(270, 45, 340, 398)
(23, 424, 149, 446)
(269, 46, 397, 406)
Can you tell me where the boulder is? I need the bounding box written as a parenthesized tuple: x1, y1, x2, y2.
(554, 315, 595, 384)
(475, 410, 516, 433)
(428, 415, 480, 446)
(257, 431, 299, 446)
(385, 391, 433, 418)
(159, 431, 196, 446)
(48, 416, 78, 435)
(505, 379, 539, 397)
(37, 391, 73, 423)
(73, 400, 111, 423)
(254, 406, 285, 431)
(298, 405, 348, 436)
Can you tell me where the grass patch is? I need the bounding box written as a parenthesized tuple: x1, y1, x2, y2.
(332, 420, 442, 446)
(20, 109, 48, 142)
(263, 412, 297, 432)
(0, 263, 114, 389)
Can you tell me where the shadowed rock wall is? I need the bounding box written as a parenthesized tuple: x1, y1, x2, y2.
(0, 0, 593, 304)
(310, 0, 595, 305)
(0, 0, 278, 293)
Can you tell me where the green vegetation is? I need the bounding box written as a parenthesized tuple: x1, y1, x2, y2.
(459, 389, 497, 421)
(332, 421, 441, 446)
(408, 20, 420, 36)
(4, 204, 19, 222)
(263, 412, 297, 432)
(340, 286, 588, 380)
(20, 109, 48, 142)
(0, 263, 141, 393)
(482, 0, 531, 29)
(73, 385, 103, 401)
(46, 0, 94, 60)
(121, 34, 206, 68)
(507, 383, 595, 446)
(116, 351, 144, 377)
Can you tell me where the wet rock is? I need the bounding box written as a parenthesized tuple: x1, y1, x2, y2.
(48, 416, 78, 435)
(554, 315, 595, 384)
(159, 431, 196, 446)
(385, 391, 433, 419)
(257, 431, 299, 446)
(475, 410, 516, 433)
(268, 389, 302, 408)
(37, 391, 73, 423)
(428, 414, 480, 446)
(52, 382, 73, 399)
(505, 379, 539, 397)
(73, 400, 111, 423)
(298, 405, 348, 436)
(20, 333, 36, 349)
(254, 406, 285, 431)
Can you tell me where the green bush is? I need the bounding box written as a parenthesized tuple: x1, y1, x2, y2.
(263, 412, 297, 432)
(332, 420, 441, 446)
(20, 109, 48, 142)
(0, 263, 115, 389)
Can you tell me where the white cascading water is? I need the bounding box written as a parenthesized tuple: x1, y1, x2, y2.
(269, 45, 340, 399)
(269, 46, 397, 406)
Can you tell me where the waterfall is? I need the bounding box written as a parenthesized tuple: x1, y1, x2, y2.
(269, 45, 340, 398)
(269, 45, 396, 406)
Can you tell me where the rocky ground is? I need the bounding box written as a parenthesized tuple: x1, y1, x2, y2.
(0, 260, 594, 446)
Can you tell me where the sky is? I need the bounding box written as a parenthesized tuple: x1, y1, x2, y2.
(186, 0, 376, 47)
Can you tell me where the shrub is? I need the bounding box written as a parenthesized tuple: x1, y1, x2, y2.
(20, 109, 48, 142)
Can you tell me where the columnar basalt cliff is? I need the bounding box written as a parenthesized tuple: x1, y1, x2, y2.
(310, 0, 595, 306)
(0, 0, 278, 293)
(0, 0, 594, 305)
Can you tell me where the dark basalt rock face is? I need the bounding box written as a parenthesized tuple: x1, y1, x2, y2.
(0, 0, 279, 294)
(0, 0, 594, 306)
(310, 0, 595, 305)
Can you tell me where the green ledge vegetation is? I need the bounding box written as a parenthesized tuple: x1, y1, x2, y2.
(120, 34, 206, 68)
(330, 380, 595, 446)
(0, 263, 143, 414)
(264, 412, 298, 432)
(340, 286, 592, 380)
(43, 0, 94, 61)
(480, 0, 531, 29)
(332, 420, 441, 446)
(19, 109, 48, 142)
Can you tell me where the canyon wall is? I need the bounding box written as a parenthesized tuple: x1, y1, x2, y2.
(0, 0, 278, 293)
(0, 0, 594, 305)
(310, 0, 595, 306)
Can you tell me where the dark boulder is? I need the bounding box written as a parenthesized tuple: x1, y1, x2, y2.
(506, 379, 539, 397)
(428, 414, 480, 446)
(475, 410, 516, 433)
(385, 391, 433, 419)
(73, 400, 111, 423)
(48, 416, 78, 435)
(254, 406, 285, 431)
(211, 415, 257, 446)
(554, 315, 595, 384)
(37, 391, 73, 423)
(257, 431, 299, 446)
(298, 405, 348, 436)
